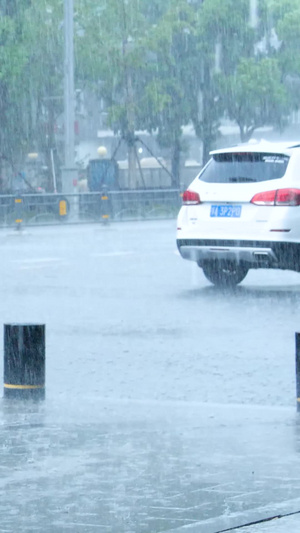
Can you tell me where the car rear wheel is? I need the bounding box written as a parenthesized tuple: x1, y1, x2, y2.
(201, 260, 248, 287)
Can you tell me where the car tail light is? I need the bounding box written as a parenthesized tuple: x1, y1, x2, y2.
(251, 190, 276, 205)
(275, 188, 300, 205)
(182, 190, 201, 205)
(251, 188, 300, 206)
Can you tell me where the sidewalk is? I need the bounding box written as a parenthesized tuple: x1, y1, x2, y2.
(242, 513, 300, 532)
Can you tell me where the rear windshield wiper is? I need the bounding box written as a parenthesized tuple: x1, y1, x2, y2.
(228, 176, 257, 183)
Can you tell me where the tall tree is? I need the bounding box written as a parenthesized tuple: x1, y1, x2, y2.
(189, 0, 260, 160)
(134, 0, 195, 185)
(0, 0, 64, 189)
(22, 0, 64, 190)
(76, 0, 152, 187)
(269, 0, 300, 113)
(0, 4, 29, 175)
(76, 0, 197, 187)
(217, 57, 289, 141)
(75, 0, 298, 183)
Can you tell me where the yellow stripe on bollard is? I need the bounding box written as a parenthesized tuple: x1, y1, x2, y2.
(4, 383, 44, 390)
(15, 198, 22, 204)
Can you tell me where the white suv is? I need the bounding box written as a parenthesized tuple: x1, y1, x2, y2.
(177, 141, 300, 286)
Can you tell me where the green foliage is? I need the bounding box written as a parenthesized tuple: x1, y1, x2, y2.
(267, 0, 300, 111)
(272, 1, 300, 73)
(0, 0, 64, 178)
(268, 0, 300, 21)
(1, 0, 300, 184)
(76, 0, 195, 184)
(217, 57, 290, 140)
(0, 8, 29, 167)
(198, 0, 256, 67)
(0, 17, 27, 81)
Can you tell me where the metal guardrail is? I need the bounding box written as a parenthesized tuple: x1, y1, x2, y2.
(0, 189, 182, 228)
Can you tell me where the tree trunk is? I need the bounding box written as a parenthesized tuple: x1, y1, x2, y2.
(171, 137, 181, 188)
(128, 141, 137, 189)
(202, 137, 211, 166)
(201, 63, 215, 165)
(239, 125, 247, 143)
(239, 124, 255, 143)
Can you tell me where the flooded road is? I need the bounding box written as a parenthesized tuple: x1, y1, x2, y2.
(0, 220, 300, 531)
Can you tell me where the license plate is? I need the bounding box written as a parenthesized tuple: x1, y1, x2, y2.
(210, 205, 242, 218)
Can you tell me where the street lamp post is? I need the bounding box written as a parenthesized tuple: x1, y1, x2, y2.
(64, 0, 75, 168)
(123, 37, 137, 189)
(62, 0, 77, 195)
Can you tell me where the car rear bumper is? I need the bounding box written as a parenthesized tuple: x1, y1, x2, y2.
(176, 239, 300, 271)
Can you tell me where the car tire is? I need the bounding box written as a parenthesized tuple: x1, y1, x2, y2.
(201, 260, 248, 287)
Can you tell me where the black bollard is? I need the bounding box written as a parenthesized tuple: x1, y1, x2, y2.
(296, 333, 300, 412)
(3, 324, 45, 400)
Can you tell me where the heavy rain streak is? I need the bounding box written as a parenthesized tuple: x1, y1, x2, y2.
(1, 0, 300, 532)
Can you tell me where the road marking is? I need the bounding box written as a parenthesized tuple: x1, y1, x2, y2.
(91, 251, 134, 257)
(12, 251, 179, 268)
(12, 257, 65, 270)
(59, 524, 110, 529)
(12, 257, 63, 263)
(19, 265, 60, 270)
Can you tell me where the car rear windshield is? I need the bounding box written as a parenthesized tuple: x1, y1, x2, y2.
(199, 152, 290, 183)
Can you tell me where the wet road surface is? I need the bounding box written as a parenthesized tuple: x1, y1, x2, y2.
(0, 220, 300, 532)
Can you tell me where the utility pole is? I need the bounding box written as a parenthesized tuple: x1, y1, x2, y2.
(121, 0, 137, 189)
(64, 0, 75, 168)
(249, 0, 258, 28)
(62, 0, 78, 197)
(123, 38, 137, 189)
